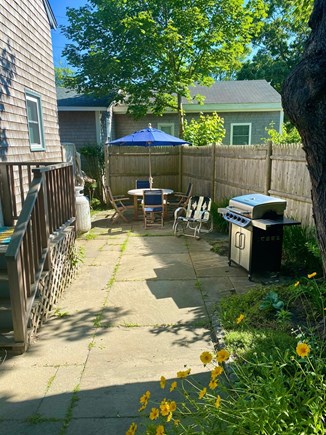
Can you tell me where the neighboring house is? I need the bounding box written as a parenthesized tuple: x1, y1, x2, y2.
(56, 87, 114, 149)
(0, 1, 76, 353)
(57, 80, 282, 147)
(113, 80, 283, 145)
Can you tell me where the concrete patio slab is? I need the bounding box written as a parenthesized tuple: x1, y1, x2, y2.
(116, 253, 196, 280)
(0, 210, 258, 435)
(107, 280, 207, 326)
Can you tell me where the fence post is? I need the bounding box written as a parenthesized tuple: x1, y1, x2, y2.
(178, 146, 183, 192)
(264, 140, 273, 195)
(211, 144, 216, 201)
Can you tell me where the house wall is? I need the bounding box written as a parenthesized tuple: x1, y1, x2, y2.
(58, 112, 99, 149)
(0, 0, 62, 162)
(113, 111, 281, 145)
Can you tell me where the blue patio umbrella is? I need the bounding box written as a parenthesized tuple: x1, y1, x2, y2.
(109, 124, 190, 188)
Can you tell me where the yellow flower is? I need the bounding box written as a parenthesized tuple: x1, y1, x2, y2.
(236, 313, 245, 324)
(200, 351, 213, 365)
(149, 408, 160, 421)
(166, 412, 173, 422)
(216, 349, 230, 363)
(139, 391, 151, 404)
(199, 387, 207, 399)
(211, 365, 223, 379)
(160, 376, 166, 389)
(294, 281, 300, 287)
(156, 425, 165, 435)
(177, 368, 191, 378)
(209, 379, 218, 390)
(215, 395, 221, 409)
(170, 381, 177, 392)
(296, 342, 311, 358)
(174, 419, 180, 426)
(160, 399, 170, 416)
(308, 272, 317, 279)
(126, 422, 137, 435)
(169, 400, 177, 412)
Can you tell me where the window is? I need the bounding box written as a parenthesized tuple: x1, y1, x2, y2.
(25, 91, 45, 151)
(231, 123, 251, 145)
(158, 123, 174, 136)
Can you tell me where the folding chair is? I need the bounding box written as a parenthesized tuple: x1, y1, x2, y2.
(168, 182, 193, 210)
(142, 189, 164, 228)
(105, 186, 133, 223)
(136, 179, 150, 189)
(173, 195, 213, 239)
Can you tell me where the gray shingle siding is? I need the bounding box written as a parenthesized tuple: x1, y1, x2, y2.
(58, 112, 98, 148)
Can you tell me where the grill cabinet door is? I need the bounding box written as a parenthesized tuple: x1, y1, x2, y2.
(230, 224, 252, 271)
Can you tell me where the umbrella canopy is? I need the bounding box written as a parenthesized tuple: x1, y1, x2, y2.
(109, 125, 190, 187)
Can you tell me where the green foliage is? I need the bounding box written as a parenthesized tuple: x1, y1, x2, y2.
(259, 290, 284, 311)
(237, 0, 313, 92)
(63, 0, 267, 135)
(262, 121, 301, 144)
(282, 224, 323, 275)
(213, 348, 326, 434)
(130, 275, 325, 435)
(219, 286, 289, 330)
(183, 112, 225, 146)
(54, 65, 74, 86)
(210, 198, 229, 234)
(289, 277, 326, 322)
(225, 328, 296, 358)
(69, 246, 85, 267)
(79, 145, 105, 203)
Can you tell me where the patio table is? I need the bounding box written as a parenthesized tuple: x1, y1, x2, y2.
(128, 188, 174, 220)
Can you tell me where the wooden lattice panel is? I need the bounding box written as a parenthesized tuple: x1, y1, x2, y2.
(29, 227, 77, 338)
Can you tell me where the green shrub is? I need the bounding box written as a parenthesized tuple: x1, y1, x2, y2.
(282, 225, 322, 275)
(211, 198, 229, 234)
(262, 121, 301, 144)
(184, 112, 225, 146)
(79, 145, 105, 203)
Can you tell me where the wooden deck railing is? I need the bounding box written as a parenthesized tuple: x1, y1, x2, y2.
(2, 162, 76, 344)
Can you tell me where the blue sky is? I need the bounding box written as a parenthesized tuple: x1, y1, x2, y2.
(51, 0, 87, 67)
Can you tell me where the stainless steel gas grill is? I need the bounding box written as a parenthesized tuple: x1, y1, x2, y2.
(218, 194, 300, 279)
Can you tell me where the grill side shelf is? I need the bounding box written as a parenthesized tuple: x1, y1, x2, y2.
(252, 217, 301, 231)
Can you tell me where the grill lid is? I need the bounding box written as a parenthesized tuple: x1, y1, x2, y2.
(229, 193, 287, 219)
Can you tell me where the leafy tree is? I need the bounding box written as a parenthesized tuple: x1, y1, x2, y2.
(62, 0, 266, 137)
(54, 66, 74, 87)
(262, 122, 301, 144)
(184, 112, 225, 146)
(282, 0, 326, 276)
(237, 0, 313, 92)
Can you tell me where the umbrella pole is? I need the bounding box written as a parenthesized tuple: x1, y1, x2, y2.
(149, 145, 153, 189)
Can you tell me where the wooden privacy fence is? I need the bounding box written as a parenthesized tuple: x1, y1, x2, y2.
(105, 143, 313, 226)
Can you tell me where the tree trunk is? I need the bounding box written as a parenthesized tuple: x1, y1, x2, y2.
(177, 94, 184, 138)
(282, 0, 326, 276)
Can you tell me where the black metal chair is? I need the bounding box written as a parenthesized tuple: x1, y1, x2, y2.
(142, 189, 164, 228)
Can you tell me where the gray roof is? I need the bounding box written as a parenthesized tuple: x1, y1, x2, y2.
(57, 87, 113, 108)
(187, 80, 281, 105)
(57, 80, 280, 110)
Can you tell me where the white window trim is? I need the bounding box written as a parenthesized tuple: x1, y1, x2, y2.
(25, 91, 45, 151)
(230, 123, 252, 145)
(157, 122, 175, 136)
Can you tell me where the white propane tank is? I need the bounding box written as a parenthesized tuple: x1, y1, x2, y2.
(75, 187, 91, 234)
